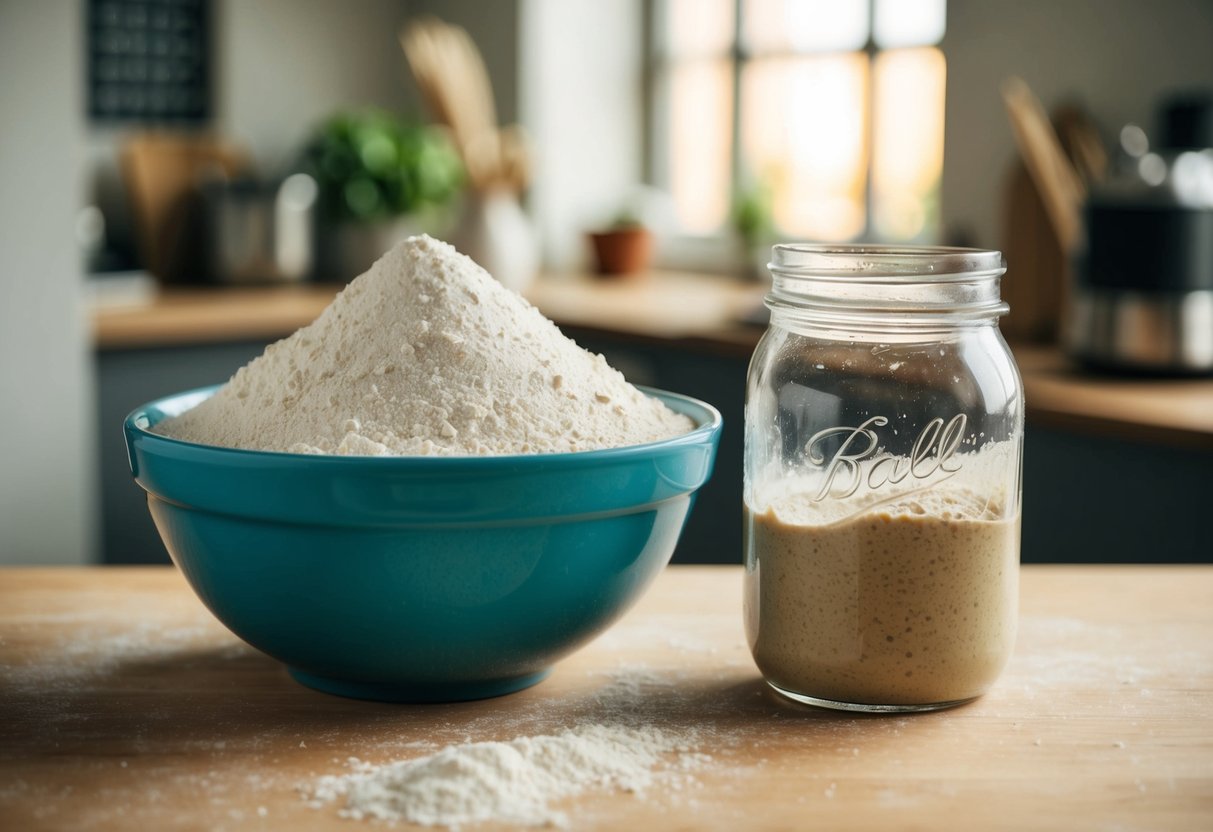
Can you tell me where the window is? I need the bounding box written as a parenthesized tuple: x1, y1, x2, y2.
(648, 0, 947, 244)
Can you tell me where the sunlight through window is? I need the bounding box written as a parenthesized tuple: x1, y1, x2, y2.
(653, 0, 947, 244)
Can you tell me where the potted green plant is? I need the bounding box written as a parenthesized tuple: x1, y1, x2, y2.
(731, 184, 775, 281)
(588, 211, 653, 278)
(300, 111, 463, 279)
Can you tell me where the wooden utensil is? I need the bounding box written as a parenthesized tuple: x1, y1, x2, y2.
(1055, 104, 1109, 186)
(401, 17, 530, 194)
(1001, 161, 1067, 341)
(121, 132, 247, 282)
(1001, 77, 1086, 253)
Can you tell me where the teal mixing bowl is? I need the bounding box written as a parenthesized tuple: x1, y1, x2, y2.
(124, 385, 721, 702)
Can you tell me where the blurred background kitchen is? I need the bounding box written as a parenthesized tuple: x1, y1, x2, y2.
(2, 0, 1211, 568)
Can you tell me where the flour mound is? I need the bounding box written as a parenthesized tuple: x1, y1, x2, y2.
(308, 724, 701, 828)
(155, 235, 695, 455)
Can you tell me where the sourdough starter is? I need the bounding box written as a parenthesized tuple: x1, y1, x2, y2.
(744, 487, 1018, 706)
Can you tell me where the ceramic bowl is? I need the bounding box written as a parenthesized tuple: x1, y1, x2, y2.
(124, 385, 721, 702)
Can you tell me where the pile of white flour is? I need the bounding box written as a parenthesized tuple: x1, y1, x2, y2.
(156, 235, 693, 455)
(308, 724, 702, 827)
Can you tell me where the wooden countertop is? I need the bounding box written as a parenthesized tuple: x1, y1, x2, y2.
(1012, 345, 1213, 449)
(2, 565, 1210, 831)
(89, 275, 1213, 448)
(90, 283, 343, 351)
(88, 273, 765, 354)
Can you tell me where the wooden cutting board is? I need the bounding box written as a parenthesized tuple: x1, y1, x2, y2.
(1, 566, 1210, 831)
(121, 132, 248, 282)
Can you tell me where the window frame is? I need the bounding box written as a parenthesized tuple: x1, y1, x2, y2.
(643, 0, 944, 270)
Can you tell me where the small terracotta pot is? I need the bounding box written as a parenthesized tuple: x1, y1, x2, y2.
(588, 226, 653, 277)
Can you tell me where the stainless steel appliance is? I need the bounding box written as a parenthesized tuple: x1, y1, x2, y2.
(1069, 201, 1213, 373)
(1066, 94, 1213, 374)
(202, 173, 318, 284)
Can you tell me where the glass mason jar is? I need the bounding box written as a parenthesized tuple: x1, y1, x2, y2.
(744, 245, 1023, 713)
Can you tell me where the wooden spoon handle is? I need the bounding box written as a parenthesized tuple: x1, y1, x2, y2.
(1002, 76, 1086, 253)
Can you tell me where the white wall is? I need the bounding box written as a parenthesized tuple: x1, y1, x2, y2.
(404, 0, 645, 271)
(0, 0, 416, 565)
(941, 0, 1213, 249)
(0, 0, 95, 565)
(87, 0, 414, 254)
(410, 0, 521, 126)
(520, 0, 645, 270)
(217, 0, 413, 170)
(513, 1, 1213, 269)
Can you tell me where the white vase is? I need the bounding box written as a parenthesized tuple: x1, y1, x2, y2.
(451, 189, 538, 293)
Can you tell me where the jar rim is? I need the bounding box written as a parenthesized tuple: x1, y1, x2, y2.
(766, 244, 1009, 324)
(770, 244, 1006, 281)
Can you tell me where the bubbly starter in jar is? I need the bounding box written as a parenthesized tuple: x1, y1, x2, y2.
(744, 244, 1023, 711)
(745, 482, 1018, 707)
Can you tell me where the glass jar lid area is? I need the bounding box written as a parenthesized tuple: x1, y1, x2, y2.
(767, 244, 1009, 321)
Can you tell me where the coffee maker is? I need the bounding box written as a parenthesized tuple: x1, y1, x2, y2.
(1067, 94, 1213, 374)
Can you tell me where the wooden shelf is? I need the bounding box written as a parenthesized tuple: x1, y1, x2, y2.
(90, 274, 1213, 448)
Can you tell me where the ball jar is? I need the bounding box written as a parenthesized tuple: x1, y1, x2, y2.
(743, 245, 1023, 712)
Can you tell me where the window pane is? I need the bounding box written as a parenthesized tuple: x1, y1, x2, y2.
(741, 53, 869, 241)
(872, 48, 946, 241)
(744, 0, 869, 54)
(666, 0, 735, 58)
(668, 59, 734, 233)
(873, 0, 946, 48)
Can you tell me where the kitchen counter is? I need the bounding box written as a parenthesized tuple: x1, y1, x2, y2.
(2, 565, 1210, 830)
(88, 273, 765, 353)
(90, 284, 342, 351)
(90, 276, 1213, 449)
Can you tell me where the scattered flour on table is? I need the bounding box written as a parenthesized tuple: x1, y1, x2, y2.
(594, 615, 726, 655)
(2, 615, 246, 694)
(155, 235, 694, 455)
(306, 724, 704, 828)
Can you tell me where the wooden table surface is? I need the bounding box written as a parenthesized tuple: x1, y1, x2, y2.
(1, 565, 1210, 831)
